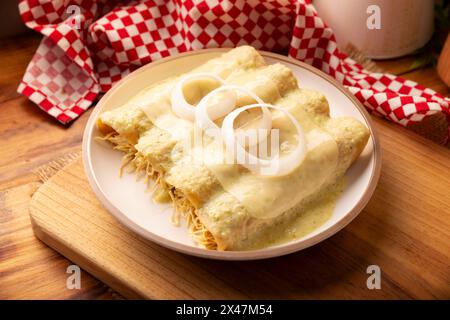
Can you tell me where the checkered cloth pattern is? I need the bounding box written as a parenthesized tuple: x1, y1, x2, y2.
(18, 0, 450, 143)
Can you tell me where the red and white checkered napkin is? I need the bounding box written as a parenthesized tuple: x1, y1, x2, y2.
(18, 0, 450, 143)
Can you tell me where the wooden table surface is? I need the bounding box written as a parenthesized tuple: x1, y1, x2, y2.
(0, 33, 449, 299)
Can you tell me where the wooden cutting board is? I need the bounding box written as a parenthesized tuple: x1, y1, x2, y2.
(29, 156, 450, 299)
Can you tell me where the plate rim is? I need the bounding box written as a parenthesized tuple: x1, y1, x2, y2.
(82, 48, 382, 260)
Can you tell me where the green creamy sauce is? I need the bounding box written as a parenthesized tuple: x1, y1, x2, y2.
(243, 177, 346, 250)
(121, 57, 349, 250)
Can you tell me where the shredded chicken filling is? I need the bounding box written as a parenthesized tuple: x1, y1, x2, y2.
(97, 131, 218, 249)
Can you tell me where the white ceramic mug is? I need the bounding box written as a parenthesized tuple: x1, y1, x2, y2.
(313, 0, 435, 59)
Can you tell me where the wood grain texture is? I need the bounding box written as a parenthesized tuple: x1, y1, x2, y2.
(0, 34, 116, 300)
(0, 33, 449, 299)
(437, 34, 450, 87)
(29, 152, 450, 299)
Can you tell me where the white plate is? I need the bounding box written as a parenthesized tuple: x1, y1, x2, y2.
(82, 49, 381, 260)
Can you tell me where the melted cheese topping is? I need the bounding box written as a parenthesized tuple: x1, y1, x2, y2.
(136, 68, 339, 221)
(98, 46, 370, 250)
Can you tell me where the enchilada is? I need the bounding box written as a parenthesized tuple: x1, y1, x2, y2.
(96, 46, 369, 250)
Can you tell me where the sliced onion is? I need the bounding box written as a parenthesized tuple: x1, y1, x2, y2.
(195, 85, 238, 127)
(171, 73, 226, 121)
(221, 103, 306, 176)
(196, 85, 270, 145)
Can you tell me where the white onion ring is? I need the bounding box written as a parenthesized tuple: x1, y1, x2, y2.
(221, 103, 306, 176)
(196, 85, 271, 145)
(171, 73, 226, 121)
(195, 85, 239, 129)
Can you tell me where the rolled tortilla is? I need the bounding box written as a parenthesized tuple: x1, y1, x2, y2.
(96, 46, 369, 250)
